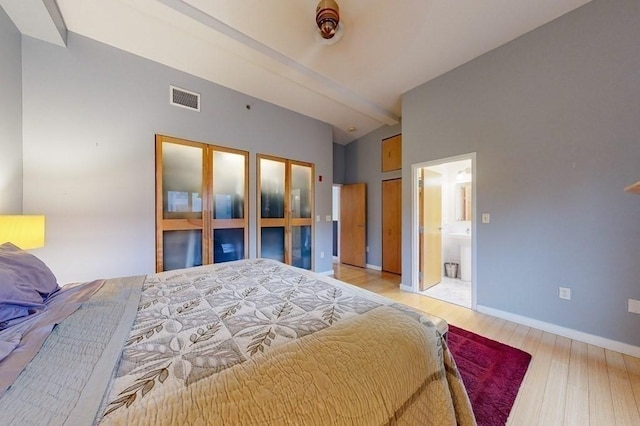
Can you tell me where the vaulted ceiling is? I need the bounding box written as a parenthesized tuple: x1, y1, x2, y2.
(3, 0, 593, 144)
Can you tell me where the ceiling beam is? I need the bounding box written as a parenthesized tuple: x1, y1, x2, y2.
(0, 0, 67, 46)
(157, 0, 399, 126)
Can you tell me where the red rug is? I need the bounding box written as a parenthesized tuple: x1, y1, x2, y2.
(447, 325, 532, 426)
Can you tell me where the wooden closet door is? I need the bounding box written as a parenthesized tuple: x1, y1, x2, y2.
(257, 154, 314, 270)
(382, 178, 401, 274)
(340, 183, 366, 268)
(156, 135, 248, 272)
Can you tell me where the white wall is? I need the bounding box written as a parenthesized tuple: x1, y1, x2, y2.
(21, 32, 334, 283)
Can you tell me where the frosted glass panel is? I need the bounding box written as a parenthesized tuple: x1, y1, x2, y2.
(162, 143, 203, 219)
(163, 230, 202, 271)
(291, 164, 312, 219)
(213, 228, 244, 263)
(261, 227, 285, 262)
(212, 151, 245, 219)
(260, 158, 285, 218)
(291, 226, 312, 270)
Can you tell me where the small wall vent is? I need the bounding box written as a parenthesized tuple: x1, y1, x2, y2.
(170, 85, 200, 112)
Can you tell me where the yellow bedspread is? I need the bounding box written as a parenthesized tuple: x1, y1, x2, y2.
(103, 306, 475, 425)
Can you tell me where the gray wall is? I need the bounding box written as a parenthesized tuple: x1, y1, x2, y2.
(344, 123, 402, 267)
(332, 143, 345, 184)
(402, 0, 640, 345)
(21, 32, 334, 283)
(0, 7, 23, 214)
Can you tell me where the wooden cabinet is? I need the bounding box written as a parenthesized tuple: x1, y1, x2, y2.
(257, 154, 314, 270)
(381, 134, 402, 172)
(155, 135, 249, 272)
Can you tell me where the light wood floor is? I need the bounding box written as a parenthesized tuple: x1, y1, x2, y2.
(333, 263, 640, 426)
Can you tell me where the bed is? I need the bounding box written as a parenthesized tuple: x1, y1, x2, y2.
(0, 243, 476, 425)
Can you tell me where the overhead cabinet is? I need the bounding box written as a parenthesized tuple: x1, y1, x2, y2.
(382, 134, 402, 172)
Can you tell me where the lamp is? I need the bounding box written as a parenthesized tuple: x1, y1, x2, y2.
(0, 215, 46, 249)
(316, 0, 340, 40)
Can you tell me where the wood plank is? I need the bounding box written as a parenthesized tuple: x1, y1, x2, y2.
(587, 344, 615, 425)
(538, 336, 571, 425)
(605, 349, 640, 424)
(490, 319, 518, 345)
(624, 354, 640, 421)
(508, 330, 551, 426)
(564, 340, 589, 426)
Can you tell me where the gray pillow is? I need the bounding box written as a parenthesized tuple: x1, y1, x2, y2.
(0, 243, 59, 322)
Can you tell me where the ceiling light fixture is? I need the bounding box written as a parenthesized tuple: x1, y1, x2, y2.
(316, 0, 340, 40)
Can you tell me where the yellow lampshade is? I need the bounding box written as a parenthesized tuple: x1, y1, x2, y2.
(0, 215, 46, 249)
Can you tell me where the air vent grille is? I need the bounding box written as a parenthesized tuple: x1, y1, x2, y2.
(170, 85, 200, 111)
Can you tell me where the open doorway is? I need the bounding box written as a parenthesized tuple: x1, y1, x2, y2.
(332, 185, 340, 262)
(412, 154, 475, 309)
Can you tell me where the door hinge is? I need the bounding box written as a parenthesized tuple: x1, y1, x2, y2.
(418, 226, 424, 234)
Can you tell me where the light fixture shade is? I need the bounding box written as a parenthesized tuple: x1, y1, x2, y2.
(456, 169, 472, 183)
(316, 0, 340, 39)
(0, 215, 46, 249)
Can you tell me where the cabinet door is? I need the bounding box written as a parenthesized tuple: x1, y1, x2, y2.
(156, 137, 205, 271)
(382, 134, 402, 172)
(290, 162, 313, 269)
(258, 156, 287, 263)
(340, 183, 366, 268)
(382, 178, 402, 274)
(156, 135, 248, 272)
(210, 148, 248, 263)
(257, 155, 314, 269)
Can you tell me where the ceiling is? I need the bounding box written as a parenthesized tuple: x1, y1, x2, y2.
(3, 0, 593, 144)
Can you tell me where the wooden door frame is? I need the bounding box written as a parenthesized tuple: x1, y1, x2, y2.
(410, 153, 477, 310)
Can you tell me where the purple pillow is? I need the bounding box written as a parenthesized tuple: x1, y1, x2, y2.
(0, 243, 59, 322)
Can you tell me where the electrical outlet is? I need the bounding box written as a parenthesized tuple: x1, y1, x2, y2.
(559, 287, 571, 300)
(482, 213, 490, 224)
(629, 299, 640, 314)
(320, 251, 325, 259)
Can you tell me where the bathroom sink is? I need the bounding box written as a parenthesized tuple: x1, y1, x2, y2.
(448, 233, 472, 282)
(448, 233, 471, 239)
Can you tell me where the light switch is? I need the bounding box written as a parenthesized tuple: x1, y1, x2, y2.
(316, 215, 320, 222)
(482, 213, 490, 224)
(325, 215, 332, 222)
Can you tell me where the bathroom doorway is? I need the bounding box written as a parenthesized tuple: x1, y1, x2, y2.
(412, 154, 475, 309)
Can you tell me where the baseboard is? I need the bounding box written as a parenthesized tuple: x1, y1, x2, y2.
(317, 270, 334, 276)
(477, 305, 640, 358)
(399, 283, 413, 292)
(366, 264, 382, 271)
